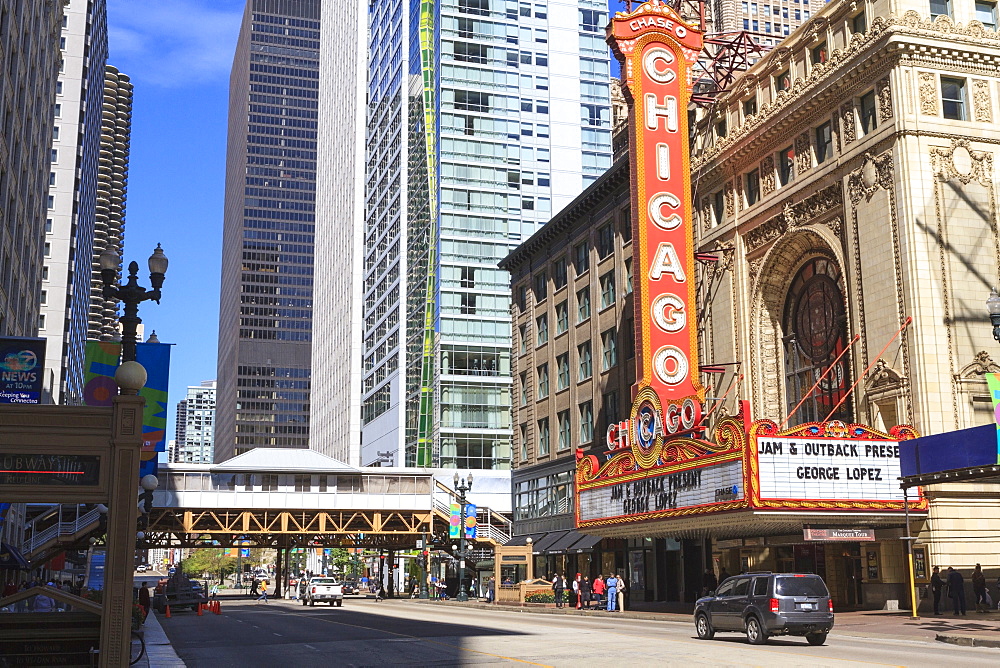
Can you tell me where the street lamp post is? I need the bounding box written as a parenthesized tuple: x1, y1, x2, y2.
(99, 244, 168, 363)
(453, 471, 474, 602)
(988, 288, 1000, 342)
(136, 474, 159, 566)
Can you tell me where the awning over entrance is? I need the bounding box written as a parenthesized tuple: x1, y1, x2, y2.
(899, 423, 1000, 486)
(0, 541, 29, 570)
(509, 529, 606, 554)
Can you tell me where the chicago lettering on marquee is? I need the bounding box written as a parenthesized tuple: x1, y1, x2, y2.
(610, 1, 704, 458)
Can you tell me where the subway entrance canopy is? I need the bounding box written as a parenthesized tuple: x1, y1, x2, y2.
(145, 449, 511, 550)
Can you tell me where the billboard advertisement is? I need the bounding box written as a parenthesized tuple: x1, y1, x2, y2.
(0, 337, 46, 404)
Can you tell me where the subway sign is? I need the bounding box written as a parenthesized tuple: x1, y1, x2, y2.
(609, 1, 704, 463)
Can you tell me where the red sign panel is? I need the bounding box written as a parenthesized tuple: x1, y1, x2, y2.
(609, 2, 704, 461)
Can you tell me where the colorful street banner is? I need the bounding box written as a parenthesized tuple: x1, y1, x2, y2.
(464, 504, 477, 539)
(82, 340, 172, 478)
(986, 373, 1000, 463)
(449, 503, 461, 539)
(0, 337, 46, 404)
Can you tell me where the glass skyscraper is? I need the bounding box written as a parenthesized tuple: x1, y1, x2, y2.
(346, 0, 612, 469)
(216, 0, 320, 462)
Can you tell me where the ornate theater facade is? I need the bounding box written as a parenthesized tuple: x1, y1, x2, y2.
(571, 0, 1000, 611)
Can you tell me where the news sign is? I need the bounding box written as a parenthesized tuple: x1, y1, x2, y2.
(0, 337, 46, 404)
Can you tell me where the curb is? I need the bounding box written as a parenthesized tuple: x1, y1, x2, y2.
(936, 633, 1000, 648)
(407, 598, 692, 623)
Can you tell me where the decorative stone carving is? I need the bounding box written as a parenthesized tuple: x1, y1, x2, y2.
(795, 133, 811, 175)
(840, 103, 856, 145)
(745, 217, 787, 252)
(973, 79, 992, 123)
(958, 351, 1000, 378)
(848, 151, 895, 204)
(931, 138, 993, 187)
(724, 180, 735, 216)
(747, 257, 764, 285)
(865, 358, 904, 392)
(760, 155, 776, 196)
(831, 113, 841, 153)
(918, 72, 938, 115)
(825, 216, 843, 237)
(745, 183, 844, 252)
(876, 78, 892, 123)
(701, 196, 712, 232)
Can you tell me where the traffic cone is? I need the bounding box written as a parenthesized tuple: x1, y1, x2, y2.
(165, 605, 171, 618)
(197, 603, 203, 616)
(213, 601, 221, 615)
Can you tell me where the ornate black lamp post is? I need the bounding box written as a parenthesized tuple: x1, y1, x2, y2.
(988, 289, 1000, 342)
(453, 471, 474, 602)
(99, 244, 169, 363)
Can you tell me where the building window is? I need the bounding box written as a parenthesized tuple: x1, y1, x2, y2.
(520, 372, 528, 405)
(625, 258, 633, 294)
(536, 314, 548, 346)
(556, 301, 569, 334)
(713, 190, 724, 225)
(519, 324, 528, 355)
(262, 474, 278, 491)
(51, 149, 58, 162)
(600, 271, 616, 309)
(601, 328, 617, 371)
(815, 122, 833, 164)
(537, 364, 549, 399)
(318, 475, 328, 492)
(620, 209, 632, 242)
(976, 0, 998, 29)
(520, 424, 528, 460)
(579, 401, 594, 443)
(746, 169, 761, 205)
(52, 126, 59, 140)
(859, 91, 877, 134)
(517, 285, 528, 311)
(783, 257, 852, 426)
(578, 342, 593, 381)
(852, 11, 866, 33)
(774, 70, 790, 92)
(597, 224, 614, 259)
(603, 391, 620, 424)
(811, 42, 827, 65)
(47, 196, 54, 209)
(577, 288, 591, 322)
(553, 256, 567, 290)
(294, 474, 311, 492)
(929, 0, 951, 18)
(557, 410, 571, 450)
(557, 353, 570, 390)
(743, 97, 758, 119)
(715, 118, 727, 139)
(574, 242, 589, 274)
(941, 77, 967, 121)
(538, 418, 550, 456)
(38, 314, 46, 330)
(778, 146, 795, 186)
(44, 242, 51, 257)
(533, 271, 547, 301)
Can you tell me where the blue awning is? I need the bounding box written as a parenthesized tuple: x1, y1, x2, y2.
(0, 541, 29, 570)
(899, 424, 1000, 486)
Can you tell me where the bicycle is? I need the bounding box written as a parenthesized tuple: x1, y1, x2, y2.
(129, 629, 146, 666)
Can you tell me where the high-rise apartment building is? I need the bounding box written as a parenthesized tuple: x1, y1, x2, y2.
(89, 65, 132, 341)
(172, 380, 217, 463)
(0, 1, 63, 342)
(40, 0, 107, 404)
(216, 0, 320, 462)
(311, 0, 613, 468)
(710, 0, 826, 48)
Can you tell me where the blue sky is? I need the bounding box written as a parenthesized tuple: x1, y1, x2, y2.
(107, 0, 245, 447)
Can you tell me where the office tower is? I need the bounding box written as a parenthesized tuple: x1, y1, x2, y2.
(89, 65, 133, 341)
(173, 381, 217, 463)
(216, 0, 320, 462)
(40, 0, 108, 404)
(0, 1, 63, 341)
(314, 0, 614, 468)
(711, 0, 827, 47)
(310, 0, 366, 465)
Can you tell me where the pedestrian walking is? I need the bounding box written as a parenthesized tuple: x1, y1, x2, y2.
(552, 574, 564, 608)
(250, 578, 259, 597)
(947, 567, 966, 616)
(606, 574, 619, 612)
(487, 575, 496, 603)
(972, 564, 988, 612)
(572, 573, 582, 609)
(592, 574, 605, 608)
(931, 566, 944, 615)
(581, 576, 592, 609)
(256, 580, 269, 604)
(210, 582, 220, 601)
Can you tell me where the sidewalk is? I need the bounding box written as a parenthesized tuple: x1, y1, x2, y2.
(138, 610, 186, 667)
(407, 598, 1000, 647)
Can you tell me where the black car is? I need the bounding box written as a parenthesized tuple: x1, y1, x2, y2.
(342, 580, 357, 595)
(694, 572, 834, 645)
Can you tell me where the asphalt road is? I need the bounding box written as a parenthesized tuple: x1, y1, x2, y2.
(159, 597, 1000, 667)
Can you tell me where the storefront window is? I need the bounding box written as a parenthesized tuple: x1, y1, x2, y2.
(782, 257, 853, 425)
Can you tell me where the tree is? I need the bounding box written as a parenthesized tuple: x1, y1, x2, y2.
(180, 549, 238, 581)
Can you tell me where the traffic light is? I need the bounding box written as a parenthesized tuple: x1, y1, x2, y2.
(422, 550, 429, 558)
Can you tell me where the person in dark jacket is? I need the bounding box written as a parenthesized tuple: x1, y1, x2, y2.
(972, 564, 988, 612)
(947, 567, 967, 616)
(552, 574, 564, 608)
(581, 576, 593, 609)
(930, 566, 944, 615)
(702, 569, 718, 596)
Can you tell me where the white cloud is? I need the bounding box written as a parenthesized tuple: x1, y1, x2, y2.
(107, 0, 245, 87)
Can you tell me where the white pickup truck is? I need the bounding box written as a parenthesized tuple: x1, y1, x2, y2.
(303, 577, 343, 607)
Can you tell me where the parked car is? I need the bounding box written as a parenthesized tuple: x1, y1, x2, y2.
(303, 577, 343, 607)
(694, 572, 834, 646)
(341, 580, 358, 595)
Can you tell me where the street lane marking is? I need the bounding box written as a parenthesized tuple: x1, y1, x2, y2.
(309, 613, 553, 666)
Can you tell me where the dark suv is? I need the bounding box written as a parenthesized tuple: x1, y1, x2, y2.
(694, 572, 833, 645)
